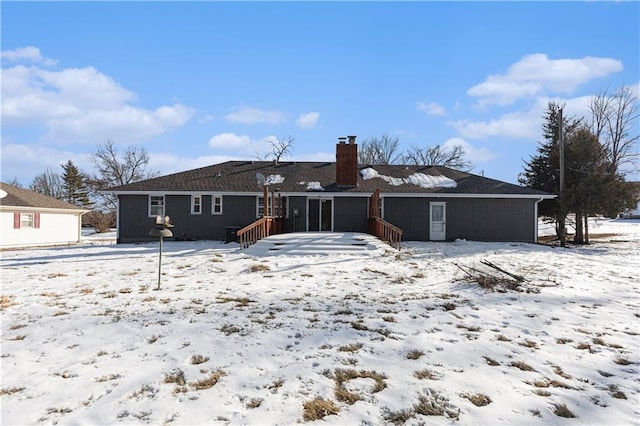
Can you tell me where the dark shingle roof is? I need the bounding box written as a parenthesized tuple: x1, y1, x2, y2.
(0, 183, 87, 211)
(107, 161, 552, 197)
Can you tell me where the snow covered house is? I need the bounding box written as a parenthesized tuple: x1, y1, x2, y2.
(0, 183, 88, 249)
(107, 136, 555, 245)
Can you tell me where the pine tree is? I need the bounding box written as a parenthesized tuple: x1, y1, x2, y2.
(521, 103, 636, 243)
(61, 160, 91, 207)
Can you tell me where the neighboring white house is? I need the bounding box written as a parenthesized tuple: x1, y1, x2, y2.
(0, 183, 88, 249)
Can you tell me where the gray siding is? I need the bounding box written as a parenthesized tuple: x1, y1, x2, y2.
(446, 198, 535, 242)
(118, 193, 538, 244)
(119, 194, 260, 243)
(334, 197, 369, 233)
(383, 197, 537, 243)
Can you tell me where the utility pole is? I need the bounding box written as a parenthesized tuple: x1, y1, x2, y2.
(558, 108, 566, 248)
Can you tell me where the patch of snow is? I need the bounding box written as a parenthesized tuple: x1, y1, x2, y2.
(360, 167, 457, 188)
(306, 181, 324, 191)
(265, 174, 285, 185)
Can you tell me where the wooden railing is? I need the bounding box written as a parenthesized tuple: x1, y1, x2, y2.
(237, 217, 273, 249)
(369, 217, 403, 250)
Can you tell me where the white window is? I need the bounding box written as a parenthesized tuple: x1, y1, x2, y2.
(191, 195, 202, 215)
(212, 195, 223, 215)
(257, 196, 287, 218)
(149, 195, 165, 217)
(257, 196, 267, 217)
(20, 213, 34, 228)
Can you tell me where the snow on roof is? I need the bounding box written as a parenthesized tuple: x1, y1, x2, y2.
(265, 174, 285, 185)
(306, 181, 324, 191)
(360, 167, 457, 189)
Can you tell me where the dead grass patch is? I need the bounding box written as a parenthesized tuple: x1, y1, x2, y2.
(613, 357, 631, 365)
(191, 354, 209, 365)
(533, 389, 551, 397)
(608, 384, 626, 399)
(519, 339, 539, 349)
(47, 273, 67, 279)
(483, 356, 500, 366)
(163, 369, 186, 386)
(220, 324, 242, 335)
(8, 335, 26, 341)
(189, 370, 226, 390)
(414, 368, 440, 380)
(406, 349, 425, 360)
(555, 337, 573, 344)
(302, 397, 340, 421)
(9, 324, 26, 330)
(334, 386, 362, 405)
(575, 342, 591, 351)
(552, 403, 576, 418)
(333, 368, 387, 393)
(382, 316, 396, 323)
(267, 378, 284, 393)
(414, 388, 459, 418)
(338, 343, 363, 353)
(249, 264, 270, 273)
(462, 392, 492, 407)
(79, 287, 93, 294)
(95, 374, 121, 382)
(0, 295, 16, 310)
(246, 398, 262, 408)
(552, 365, 572, 379)
(510, 361, 536, 372)
(441, 302, 456, 311)
(0, 387, 25, 395)
(496, 334, 511, 342)
(382, 408, 415, 425)
(216, 297, 254, 307)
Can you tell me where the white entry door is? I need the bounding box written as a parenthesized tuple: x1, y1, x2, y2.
(430, 202, 446, 240)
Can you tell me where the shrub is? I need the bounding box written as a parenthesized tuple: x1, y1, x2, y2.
(302, 397, 339, 421)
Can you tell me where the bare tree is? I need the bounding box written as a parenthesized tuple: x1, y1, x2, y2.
(88, 140, 160, 210)
(403, 144, 473, 171)
(590, 85, 639, 175)
(5, 177, 23, 188)
(267, 136, 295, 164)
(357, 134, 401, 165)
(29, 169, 64, 199)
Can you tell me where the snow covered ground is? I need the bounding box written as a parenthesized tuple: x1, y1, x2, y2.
(1, 219, 639, 425)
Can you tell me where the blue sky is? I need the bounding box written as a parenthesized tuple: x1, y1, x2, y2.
(2, 1, 639, 186)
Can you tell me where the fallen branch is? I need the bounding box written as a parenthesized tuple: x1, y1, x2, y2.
(480, 260, 526, 282)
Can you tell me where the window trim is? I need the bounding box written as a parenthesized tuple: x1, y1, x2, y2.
(191, 195, 202, 215)
(211, 195, 223, 215)
(257, 195, 288, 218)
(149, 195, 165, 218)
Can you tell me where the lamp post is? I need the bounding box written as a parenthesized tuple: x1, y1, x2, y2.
(149, 215, 174, 290)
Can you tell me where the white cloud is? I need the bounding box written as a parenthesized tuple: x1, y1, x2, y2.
(1, 48, 195, 144)
(148, 153, 241, 176)
(225, 107, 285, 125)
(416, 101, 446, 116)
(296, 112, 320, 129)
(208, 133, 252, 149)
(442, 138, 495, 163)
(468, 53, 623, 106)
(450, 94, 600, 140)
(207, 133, 276, 158)
(1, 46, 56, 66)
(0, 143, 93, 185)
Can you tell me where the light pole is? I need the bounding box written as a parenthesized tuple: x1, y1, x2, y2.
(149, 215, 174, 290)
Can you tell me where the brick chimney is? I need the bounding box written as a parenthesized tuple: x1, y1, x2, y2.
(336, 135, 358, 187)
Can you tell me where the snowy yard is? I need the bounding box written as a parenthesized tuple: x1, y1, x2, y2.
(1, 219, 639, 425)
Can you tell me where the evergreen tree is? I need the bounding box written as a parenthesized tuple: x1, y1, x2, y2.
(62, 160, 91, 207)
(521, 103, 636, 243)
